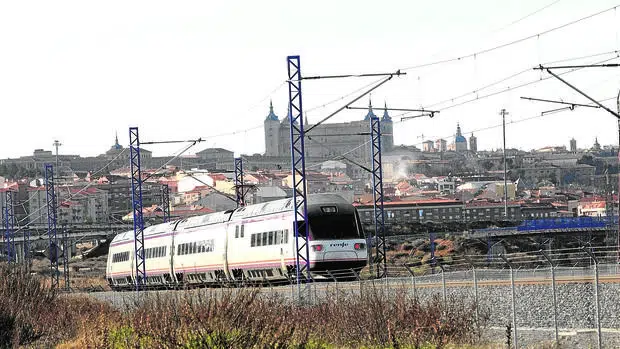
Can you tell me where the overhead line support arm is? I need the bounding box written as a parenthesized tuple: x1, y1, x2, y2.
(301, 70, 405, 80)
(141, 138, 203, 145)
(537, 65, 620, 119)
(306, 73, 399, 133)
(520, 96, 600, 109)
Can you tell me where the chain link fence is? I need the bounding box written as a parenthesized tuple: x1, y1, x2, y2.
(85, 246, 620, 348)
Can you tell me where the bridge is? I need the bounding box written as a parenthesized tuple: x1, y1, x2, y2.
(469, 216, 617, 239)
(7, 223, 130, 242)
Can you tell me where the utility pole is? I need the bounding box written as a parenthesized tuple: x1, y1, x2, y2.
(617, 89, 620, 261)
(53, 140, 62, 177)
(500, 109, 509, 217)
(535, 64, 620, 261)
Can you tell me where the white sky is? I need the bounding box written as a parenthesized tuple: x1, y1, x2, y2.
(1, 0, 619, 159)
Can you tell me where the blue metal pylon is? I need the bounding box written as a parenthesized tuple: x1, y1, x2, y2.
(4, 190, 15, 263)
(44, 164, 59, 289)
(287, 55, 311, 301)
(129, 127, 146, 290)
(234, 157, 245, 207)
(161, 184, 171, 223)
(369, 115, 387, 278)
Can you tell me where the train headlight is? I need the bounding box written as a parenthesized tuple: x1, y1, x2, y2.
(311, 244, 323, 252)
(354, 243, 365, 250)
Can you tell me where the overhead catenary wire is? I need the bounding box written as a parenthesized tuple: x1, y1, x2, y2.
(400, 4, 620, 71)
(12, 148, 130, 234)
(305, 77, 387, 114)
(306, 75, 397, 133)
(183, 172, 237, 203)
(416, 50, 620, 112)
(405, 96, 616, 146)
(489, 0, 564, 35)
(397, 55, 620, 122)
(142, 139, 202, 182)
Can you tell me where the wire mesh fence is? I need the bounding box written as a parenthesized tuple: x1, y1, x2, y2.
(66, 246, 620, 348)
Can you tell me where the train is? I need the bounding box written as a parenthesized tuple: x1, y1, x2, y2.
(106, 194, 367, 290)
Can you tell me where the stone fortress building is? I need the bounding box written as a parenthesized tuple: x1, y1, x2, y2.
(264, 99, 393, 163)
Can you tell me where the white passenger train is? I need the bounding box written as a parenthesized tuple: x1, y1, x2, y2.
(106, 194, 367, 290)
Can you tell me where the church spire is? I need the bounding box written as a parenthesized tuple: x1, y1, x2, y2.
(265, 100, 279, 121)
(381, 101, 392, 122)
(364, 96, 376, 121)
(112, 131, 122, 150)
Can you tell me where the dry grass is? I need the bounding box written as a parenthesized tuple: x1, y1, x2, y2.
(0, 264, 487, 348)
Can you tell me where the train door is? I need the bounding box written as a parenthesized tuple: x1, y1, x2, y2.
(129, 249, 135, 285)
(169, 229, 178, 286)
(222, 223, 231, 280)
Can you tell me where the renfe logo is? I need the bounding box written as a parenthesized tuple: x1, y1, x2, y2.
(330, 242, 348, 248)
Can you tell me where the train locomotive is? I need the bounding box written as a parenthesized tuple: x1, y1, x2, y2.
(106, 194, 367, 290)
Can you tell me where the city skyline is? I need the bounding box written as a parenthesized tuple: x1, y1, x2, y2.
(1, 1, 619, 159)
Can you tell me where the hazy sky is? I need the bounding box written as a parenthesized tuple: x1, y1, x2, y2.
(1, 0, 619, 160)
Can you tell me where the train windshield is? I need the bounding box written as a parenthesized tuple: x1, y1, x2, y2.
(308, 211, 362, 240)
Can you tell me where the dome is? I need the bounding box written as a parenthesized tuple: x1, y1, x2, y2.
(455, 135, 467, 143)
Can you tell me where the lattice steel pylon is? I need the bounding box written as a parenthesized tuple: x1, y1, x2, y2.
(369, 115, 387, 278)
(129, 127, 146, 291)
(161, 184, 171, 223)
(44, 164, 59, 289)
(4, 190, 15, 263)
(287, 55, 311, 302)
(234, 157, 245, 207)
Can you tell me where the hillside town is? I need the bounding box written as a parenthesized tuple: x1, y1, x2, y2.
(1, 104, 617, 227)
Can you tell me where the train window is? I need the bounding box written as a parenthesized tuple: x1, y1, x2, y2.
(284, 230, 289, 244)
(262, 233, 267, 246)
(235, 226, 239, 238)
(268, 231, 274, 245)
(308, 211, 361, 240)
(251, 234, 256, 247)
(275, 231, 281, 244)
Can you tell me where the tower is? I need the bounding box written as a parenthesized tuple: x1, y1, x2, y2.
(454, 123, 468, 152)
(593, 137, 601, 151)
(381, 101, 394, 152)
(469, 133, 478, 153)
(264, 101, 280, 156)
(570, 138, 577, 152)
(278, 108, 296, 157)
(364, 98, 376, 121)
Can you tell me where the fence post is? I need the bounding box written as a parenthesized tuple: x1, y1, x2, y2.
(327, 270, 339, 304)
(437, 262, 447, 308)
(540, 249, 559, 345)
(500, 254, 518, 349)
(465, 258, 479, 324)
(404, 263, 417, 300)
(582, 247, 602, 349)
